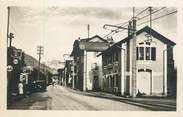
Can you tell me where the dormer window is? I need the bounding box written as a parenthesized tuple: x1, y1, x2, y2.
(136, 42, 156, 61)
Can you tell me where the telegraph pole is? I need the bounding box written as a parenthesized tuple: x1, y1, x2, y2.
(103, 7, 137, 97)
(37, 46, 44, 81)
(87, 24, 90, 39)
(7, 7, 14, 48)
(132, 7, 137, 98)
(7, 7, 10, 47)
(9, 33, 14, 48)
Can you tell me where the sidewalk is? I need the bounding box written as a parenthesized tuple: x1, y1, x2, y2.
(65, 87, 176, 111)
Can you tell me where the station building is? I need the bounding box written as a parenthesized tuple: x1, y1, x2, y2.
(98, 26, 176, 97)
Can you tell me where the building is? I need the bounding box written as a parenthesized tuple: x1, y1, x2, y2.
(70, 35, 109, 91)
(64, 60, 73, 87)
(98, 26, 176, 97)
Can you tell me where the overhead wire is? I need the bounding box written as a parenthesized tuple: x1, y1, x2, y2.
(137, 7, 166, 21)
(137, 10, 177, 27)
(103, 7, 150, 38)
(9, 21, 25, 46)
(103, 7, 169, 38)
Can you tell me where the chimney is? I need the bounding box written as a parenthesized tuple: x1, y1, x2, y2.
(128, 21, 133, 36)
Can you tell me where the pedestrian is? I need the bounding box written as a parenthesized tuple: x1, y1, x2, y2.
(18, 82, 24, 96)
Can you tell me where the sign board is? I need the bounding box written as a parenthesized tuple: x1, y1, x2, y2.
(13, 59, 19, 64)
(11, 49, 22, 58)
(7, 65, 13, 72)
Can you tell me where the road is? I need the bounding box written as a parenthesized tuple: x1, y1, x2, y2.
(8, 85, 149, 110)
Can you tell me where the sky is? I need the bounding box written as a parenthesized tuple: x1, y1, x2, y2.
(8, 7, 177, 65)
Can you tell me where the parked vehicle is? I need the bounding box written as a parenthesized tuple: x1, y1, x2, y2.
(32, 80, 47, 92)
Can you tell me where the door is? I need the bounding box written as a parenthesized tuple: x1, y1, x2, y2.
(137, 71, 151, 95)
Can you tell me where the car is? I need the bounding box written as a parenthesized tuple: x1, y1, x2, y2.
(32, 80, 47, 92)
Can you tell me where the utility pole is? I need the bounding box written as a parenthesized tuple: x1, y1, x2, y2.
(132, 7, 137, 98)
(103, 7, 137, 97)
(87, 24, 90, 39)
(9, 33, 14, 48)
(84, 24, 90, 91)
(37, 46, 44, 81)
(148, 7, 153, 42)
(7, 7, 10, 47)
(7, 7, 14, 48)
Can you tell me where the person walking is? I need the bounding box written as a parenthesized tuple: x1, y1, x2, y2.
(18, 82, 24, 96)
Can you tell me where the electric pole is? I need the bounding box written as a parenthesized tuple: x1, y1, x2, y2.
(9, 32, 14, 48)
(37, 46, 44, 81)
(7, 7, 14, 48)
(7, 7, 10, 47)
(87, 24, 90, 39)
(131, 7, 137, 98)
(103, 7, 137, 97)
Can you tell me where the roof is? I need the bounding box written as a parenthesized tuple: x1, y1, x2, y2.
(71, 35, 109, 56)
(80, 35, 108, 42)
(98, 26, 176, 56)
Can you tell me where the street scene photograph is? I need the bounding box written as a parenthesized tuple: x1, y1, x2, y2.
(5, 6, 177, 111)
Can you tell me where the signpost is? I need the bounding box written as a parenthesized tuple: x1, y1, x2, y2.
(11, 49, 22, 59)
(7, 65, 13, 72)
(13, 58, 19, 65)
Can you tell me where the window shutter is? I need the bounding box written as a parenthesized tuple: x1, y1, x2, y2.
(151, 47, 156, 61)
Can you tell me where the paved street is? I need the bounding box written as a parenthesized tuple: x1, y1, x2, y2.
(8, 85, 148, 110)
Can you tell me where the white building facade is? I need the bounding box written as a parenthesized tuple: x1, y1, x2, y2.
(100, 26, 176, 97)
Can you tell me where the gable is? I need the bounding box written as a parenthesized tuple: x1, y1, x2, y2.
(118, 26, 176, 46)
(81, 35, 108, 43)
(98, 26, 176, 57)
(88, 36, 105, 42)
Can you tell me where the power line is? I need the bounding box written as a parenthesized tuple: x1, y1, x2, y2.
(103, 7, 167, 38)
(137, 10, 177, 27)
(103, 7, 160, 38)
(138, 7, 166, 21)
(9, 23, 25, 46)
(115, 7, 149, 26)
(103, 9, 176, 39)
(135, 7, 149, 17)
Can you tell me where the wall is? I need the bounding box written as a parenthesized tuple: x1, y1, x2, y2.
(135, 32, 166, 95)
(102, 48, 121, 94)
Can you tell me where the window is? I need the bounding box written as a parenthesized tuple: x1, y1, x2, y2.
(136, 47, 139, 60)
(111, 76, 114, 88)
(146, 47, 150, 60)
(136, 43, 156, 61)
(139, 47, 144, 60)
(151, 47, 156, 61)
(115, 75, 118, 87)
(115, 52, 118, 61)
(110, 76, 113, 88)
(109, 55, 112, 64)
